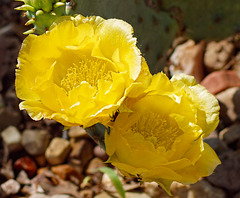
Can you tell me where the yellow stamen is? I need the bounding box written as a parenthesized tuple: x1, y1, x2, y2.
(60, 56, 112, 92)
(131, 112, 183, 150)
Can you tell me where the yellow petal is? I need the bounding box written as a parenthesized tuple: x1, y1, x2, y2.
(171, 73, 220, 137)
(16, 15, 143, 128)
(105, 128, 119, 156)
(94, 18, 141, 80)
(175, 142, 221, 184)
(127, 58, 152, 98)
(192, 142, 221, 176)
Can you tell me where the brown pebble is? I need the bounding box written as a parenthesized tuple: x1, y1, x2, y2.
(93, 145, 108, 161)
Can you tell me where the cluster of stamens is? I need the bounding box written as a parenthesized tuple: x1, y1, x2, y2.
(131, 112, 183, 150)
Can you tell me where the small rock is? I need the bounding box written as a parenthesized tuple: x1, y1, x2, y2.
(29, 194, 49, 198)
(37, 167, 49, 175)
(171, 182, 189, 197)
(68, 126, 87, 138)
(0, 94, 3, 107)
(205, 130, 218, 139)
(170, 40, 205, 83)
(216, 87, 240, 125)
(144, 182, 170, 198)
(0, 160, 14, 180)
(22, 183, 45, 195)
(0, 107, 21, 131)
(50, 194, 74, 198)
(94, 192, 112, 198)
(204, 40, 234, 72)
(201, 71, 240, 95)
(0, 187, 7, 198)
(14, 156, 37, 178)
(86, 158, 106, 174)
(125, 192, 151, 198)
(79, 190, 93, 198)
(1, 126, 22, 152)
(207, 151, 240, 191)
(204, 138, 229, 155)
(188, 180, 227, 198)
(51, 164, 81, 183)
(22, 129, 50, 156)
(68, 139, 94, 174)
(219, 123, 240, 146)
(16, 170, 31, 185)
(233, 52, 240, 78)
(1, 179, 20, 195)
(4, 85, 20, 110)
(34, 154, 47, 167)
(234, 191, 240, 198)
(94, 145, 108, 161)
(45, 137, 71, 165)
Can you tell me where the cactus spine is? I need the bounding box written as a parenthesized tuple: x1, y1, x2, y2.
(15, 0, 68, 34)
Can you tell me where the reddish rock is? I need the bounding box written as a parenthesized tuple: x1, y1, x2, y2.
(201, 70, 240, 94)
(13, 156, 37, 178)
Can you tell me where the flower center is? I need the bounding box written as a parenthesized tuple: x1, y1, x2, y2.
(60, 56, 112, 92)
(131, 112, 183, 150)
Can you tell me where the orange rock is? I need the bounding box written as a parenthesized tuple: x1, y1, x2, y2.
(37, 167, 49, 175)
(200, 70, 240, 94)
(51, 164, 82, 183)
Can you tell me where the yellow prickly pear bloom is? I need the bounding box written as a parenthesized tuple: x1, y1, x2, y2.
(105, 73, 220, 195)
(15, 15, 148, 128)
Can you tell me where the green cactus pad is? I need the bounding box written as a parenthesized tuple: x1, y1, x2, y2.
(160, 0, 240, 41)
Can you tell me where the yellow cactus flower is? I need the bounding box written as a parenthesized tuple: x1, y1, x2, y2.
(15, 15, 149, 128)
(105, 73, 220, 195)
